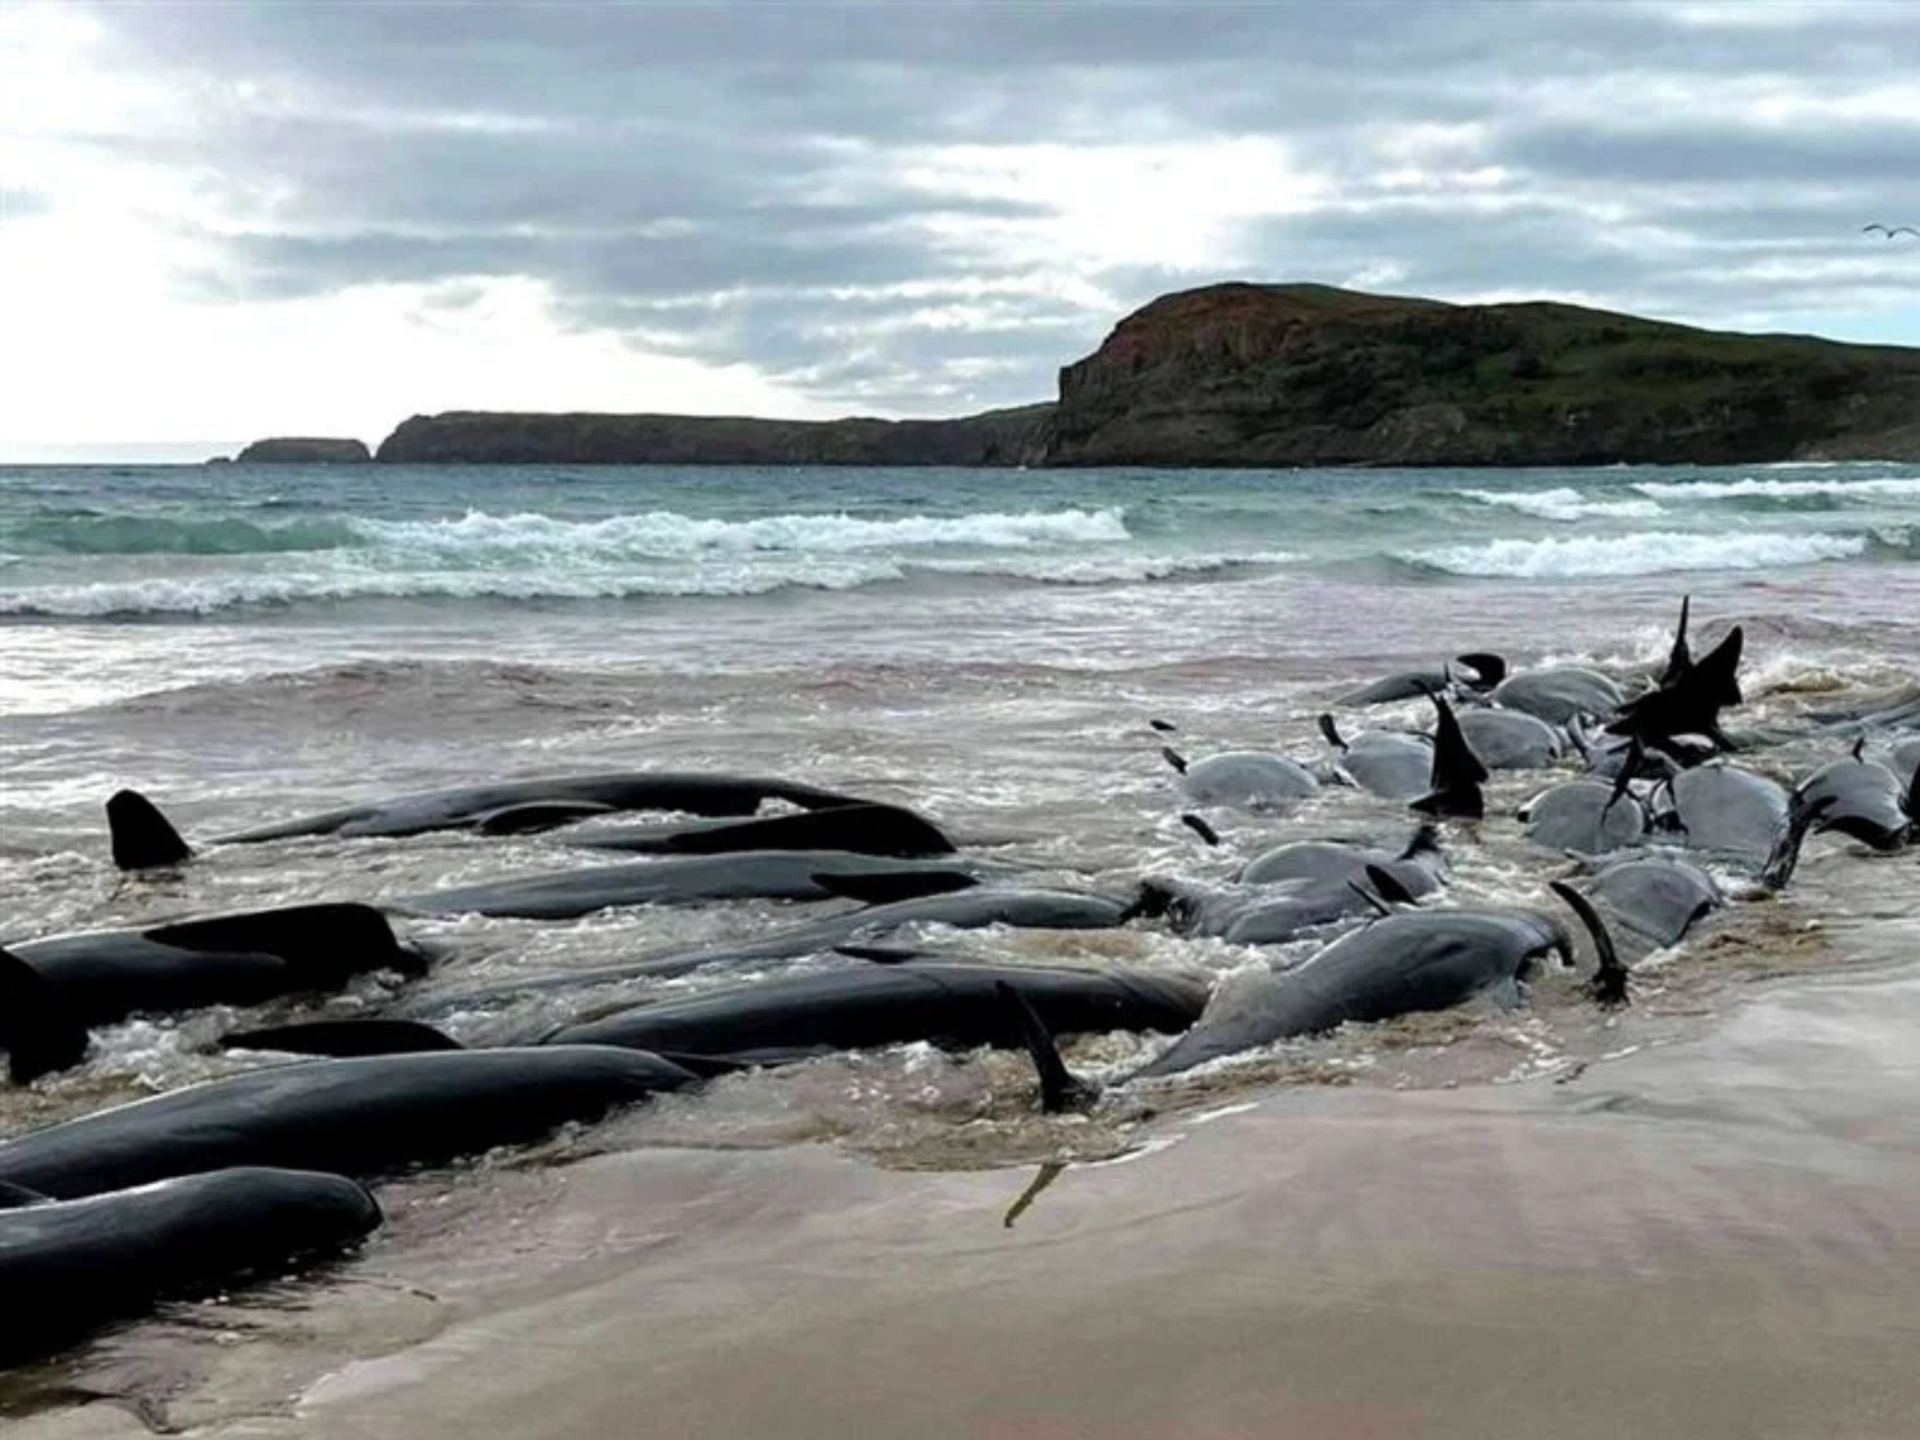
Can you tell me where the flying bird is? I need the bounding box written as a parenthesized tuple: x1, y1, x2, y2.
(1863, 223, 1920, 239)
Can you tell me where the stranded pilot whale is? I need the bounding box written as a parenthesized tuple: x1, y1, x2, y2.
(0, 903, 430, 1084)
(221, 962, 1208, 1070)
(395, 850, 1009, 921)
(0, 1167, 381, 1364)
(0, 1047, 697, 1200)
(1130, 901, 1574, 1079)
(106, 772, 872, 869)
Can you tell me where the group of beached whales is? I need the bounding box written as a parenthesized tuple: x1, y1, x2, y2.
(6, 595, 1920, 1362)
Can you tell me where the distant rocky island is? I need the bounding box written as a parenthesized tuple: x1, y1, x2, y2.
(232, 283, 1920, 468)
(233, 437, 372, 464)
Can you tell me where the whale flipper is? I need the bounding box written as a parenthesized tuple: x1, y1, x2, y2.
(106, 789, 193, 871)
(0, 1179, 49, 1208)
(1179, 813, 1222, 847)
(1361, 863, 1420, 909)
(220, 1019, 465, 1058)
(1549, 880, 1629, 1007)
(995, 981, 1097, 1114)
(0, 946, 94, 1084)
(1410, 695, 1488, 819)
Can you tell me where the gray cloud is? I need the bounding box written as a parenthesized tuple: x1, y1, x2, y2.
(67, 0, 1920, 414)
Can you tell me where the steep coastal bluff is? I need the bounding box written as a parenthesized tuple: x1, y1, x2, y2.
(1045, 283, 1920, 466)
(350, 283, 1920, 467)
(234, 437, 371, 463)
(375, 405, 1053, 466)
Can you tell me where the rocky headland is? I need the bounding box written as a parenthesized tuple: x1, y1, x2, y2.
(234, 437, 372, 464)
(1043, 283, 1920, 466)
(373, 405, 1053, 467)
(252, 284, 1920, 468)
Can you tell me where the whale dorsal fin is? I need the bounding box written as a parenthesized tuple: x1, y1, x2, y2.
(995, 981, 1097, 1114)
(106, 788, 193, 871)
(0, 946, 93, 1084)
(1409, 694, 1487, 819)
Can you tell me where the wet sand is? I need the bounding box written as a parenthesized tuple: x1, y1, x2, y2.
(15, 940, 1920, 1440)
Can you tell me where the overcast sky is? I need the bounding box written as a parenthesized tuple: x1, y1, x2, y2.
(3, 0, 1917, 459)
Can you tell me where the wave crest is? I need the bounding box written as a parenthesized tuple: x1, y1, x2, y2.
(1401, 530, 1868, 579)
(349, 505, 1131, 558)
(1456, 487, 1665, 522)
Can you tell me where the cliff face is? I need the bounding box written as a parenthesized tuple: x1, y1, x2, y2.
(234, 437, 371, 463)
(375, 405, 1054, 466)
(1044, 282, 1920, 467)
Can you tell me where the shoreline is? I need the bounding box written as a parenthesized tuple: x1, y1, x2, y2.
(13, 934, 1920, 1440)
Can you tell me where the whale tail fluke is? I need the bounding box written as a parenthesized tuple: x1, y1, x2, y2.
(1410, 694, 1487, 820)
(106, 788, 194, 871)
(219, 1018, 466, 1058)
(0, 947, 93, 1084)
(1549, 881, 1630, 1007)
(1608, 623, 1744, 753)
(996, 981, 1098, 1114)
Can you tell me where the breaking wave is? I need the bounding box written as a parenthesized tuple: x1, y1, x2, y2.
(0, 505, 1133, 560)
(1456, 487, 1665, 522)
(1401, 530, 1869, 579)
(349, 505, 1132, 558)
(0, 551, 1277, 618)
(1632, 476, 1920, 504)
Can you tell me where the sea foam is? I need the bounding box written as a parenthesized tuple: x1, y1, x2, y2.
(1403, 530, 1867, 579)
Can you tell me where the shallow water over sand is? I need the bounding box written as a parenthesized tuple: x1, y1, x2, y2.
(5, 462, 1920, 1434)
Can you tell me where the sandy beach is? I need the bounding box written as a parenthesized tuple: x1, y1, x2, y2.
(12, 923, 1920, 1440)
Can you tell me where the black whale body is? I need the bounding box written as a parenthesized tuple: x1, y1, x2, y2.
(543, 962, 1207, 1061)
(1133, 907, 1570, 1079)
(566, 801, 956, 857)
(0, 1167, 381, 1363)
(0, 903, 430, 1084)
(5, 903, 426, 1027)
(395, 850, 1008, 921)
(213, 771, 869, 843)
(0, 1047, 696, 1200)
